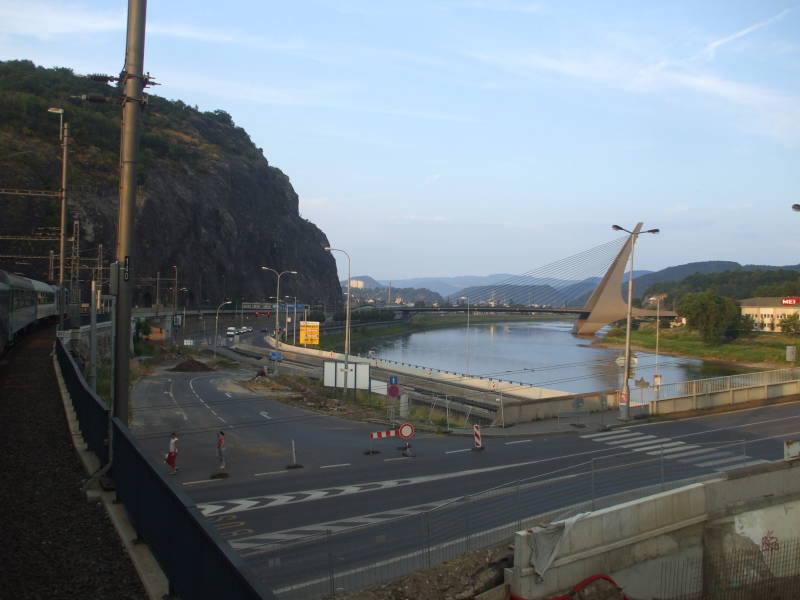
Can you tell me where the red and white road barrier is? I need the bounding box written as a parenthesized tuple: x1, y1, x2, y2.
(370, 429, 399, 439)
(473, 424, 483, 450)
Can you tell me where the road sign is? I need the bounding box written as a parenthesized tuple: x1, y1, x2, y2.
(270, 351, 283, 361)
(387, 384, 400, 398)
(389, 375, 398, 385)
(300, 321, 320, 345)
(398, 423, 414, 439)
(473, 424, 483, 450)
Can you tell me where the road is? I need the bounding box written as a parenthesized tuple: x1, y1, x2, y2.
(130, 341, 800, 598)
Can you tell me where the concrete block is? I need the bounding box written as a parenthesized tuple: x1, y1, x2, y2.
(602, 510, 623, 543)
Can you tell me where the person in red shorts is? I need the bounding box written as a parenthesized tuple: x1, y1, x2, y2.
(166, 432, 178, 474)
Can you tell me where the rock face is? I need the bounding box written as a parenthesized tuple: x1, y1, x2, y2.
(0, 60, 341, 309)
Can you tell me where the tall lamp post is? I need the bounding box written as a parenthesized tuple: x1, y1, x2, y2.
(260, 267, 297, 347)
(48, 107, 67, 330)
(612, 223, 659, 420)
(172, 265, 178, 343)
(214, 300, 232, 358)
(648, 293, 668, 387)
(325, 247, 351, 398)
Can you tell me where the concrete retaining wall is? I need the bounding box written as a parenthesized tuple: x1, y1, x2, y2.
(508, 460, 800, 599)
(650, 381, 800, 416)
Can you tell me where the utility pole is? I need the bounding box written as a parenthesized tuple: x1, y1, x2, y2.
(69, 217, 81, 314)
(113, 0, 148, 425)
(59, 123, 69, 329)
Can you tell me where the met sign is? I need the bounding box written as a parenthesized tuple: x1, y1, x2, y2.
(782, 297, 800, 306)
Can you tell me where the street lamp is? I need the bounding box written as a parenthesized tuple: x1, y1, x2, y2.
(792, 204, 800, 212)
(48, 107, 68, 329)
(260, 267, 297, 347)
(172, 265, 178, 343)
(325, 247, 352, 398)
(648, 293, 668, 387)
(611, 223, 659, 420)
(214, 300, 232, 358)
(179, 287, 189, 342)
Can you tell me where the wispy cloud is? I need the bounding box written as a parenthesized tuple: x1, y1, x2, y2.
(0, 2, 124, 38)
(700, 8, 793, 60)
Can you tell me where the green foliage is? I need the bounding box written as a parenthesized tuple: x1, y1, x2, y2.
(307, 311, 326, 322)
(780, 314, 800, 335)
(678, 291, 740, 344)
(644, 269, 800, 308)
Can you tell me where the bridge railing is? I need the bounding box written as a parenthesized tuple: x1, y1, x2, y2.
(55, 338, 274, 600)
(629, 367, 800, 409)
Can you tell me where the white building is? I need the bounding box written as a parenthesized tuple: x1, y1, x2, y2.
(739, 297, 800, 332)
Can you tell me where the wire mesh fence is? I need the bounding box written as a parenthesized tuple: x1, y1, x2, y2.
(240, 435, 784, 599)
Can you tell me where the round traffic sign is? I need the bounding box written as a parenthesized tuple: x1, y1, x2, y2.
(387, 384, 400, 398)
(398, 423, 415, 439)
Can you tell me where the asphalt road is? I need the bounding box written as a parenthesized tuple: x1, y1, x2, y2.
(130, 345, 800, 598)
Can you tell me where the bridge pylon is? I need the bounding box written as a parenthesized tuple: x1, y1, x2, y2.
(575, 222, 675, 335)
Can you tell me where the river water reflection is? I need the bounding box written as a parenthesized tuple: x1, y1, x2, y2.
(361, 319, 753, 395)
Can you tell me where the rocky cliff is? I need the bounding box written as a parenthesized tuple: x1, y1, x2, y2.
(0, 60, 341, 309)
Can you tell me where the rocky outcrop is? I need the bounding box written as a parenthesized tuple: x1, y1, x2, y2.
(0, 60, 341, 309)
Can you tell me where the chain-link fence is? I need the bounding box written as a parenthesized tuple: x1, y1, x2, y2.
(239, 436, 784, 599)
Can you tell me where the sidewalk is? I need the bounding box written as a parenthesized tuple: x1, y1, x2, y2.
(452, 409, 623, 438)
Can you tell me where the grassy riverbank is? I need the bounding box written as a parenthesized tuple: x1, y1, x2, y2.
(319, 313, 568, 352)
(600, 322, 799, 367)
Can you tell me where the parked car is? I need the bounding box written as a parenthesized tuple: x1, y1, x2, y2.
(226, 326, 237, 337)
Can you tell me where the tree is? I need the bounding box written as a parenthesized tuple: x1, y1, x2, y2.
(678, 291, 739, 344)
(781, 314, 800, 335)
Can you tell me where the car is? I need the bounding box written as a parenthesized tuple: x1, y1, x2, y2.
(226, 327, 237, 337)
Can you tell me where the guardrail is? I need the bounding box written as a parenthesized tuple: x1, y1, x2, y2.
(55, 339, 274, 600)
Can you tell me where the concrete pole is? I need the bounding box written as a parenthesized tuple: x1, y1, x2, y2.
(58, 123, 69, 330)
(113, 0, 147, 424)
(173, 265, 178, 342)
(620, 235, 636, 421)
(90, 279, 97, 391)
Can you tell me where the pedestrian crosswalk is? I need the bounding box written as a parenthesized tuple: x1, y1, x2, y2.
(581, 428, 765, 471)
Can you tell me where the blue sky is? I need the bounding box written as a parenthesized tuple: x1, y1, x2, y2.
(2, 1, 799, 280)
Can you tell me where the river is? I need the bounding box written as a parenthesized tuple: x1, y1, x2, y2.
(359, 319, 753, 395)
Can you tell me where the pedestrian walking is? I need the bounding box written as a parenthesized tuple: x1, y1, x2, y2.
(217, 430, 226, 470)
(166, 432, 179, 474)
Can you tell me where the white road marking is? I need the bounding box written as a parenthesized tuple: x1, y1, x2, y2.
(631, 441, 686, 452)
(383, 457, 412, 462)
(254, 470, 289, 477)
(225, 392, 232, 398)
(320, 463, 350, 469)
(259, 411, 271, 419)
(505, 439, 532, 445)
(695, 455, 750, 468)
(182, 479, 225, 486)
(583, 429, 633, 439)
(604, 434, 657, 445)
(445, 449, 471, 454)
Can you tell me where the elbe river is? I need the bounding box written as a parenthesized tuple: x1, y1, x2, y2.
(360, 319, 752, 395)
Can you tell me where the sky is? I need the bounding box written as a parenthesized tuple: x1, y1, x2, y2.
(2, 1, 799, 281)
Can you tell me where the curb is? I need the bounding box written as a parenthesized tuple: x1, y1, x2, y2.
(53, 349, 169, 600)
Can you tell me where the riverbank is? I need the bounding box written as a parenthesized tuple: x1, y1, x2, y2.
(319, 313, 568, 352)
(596, 323, 796, 369)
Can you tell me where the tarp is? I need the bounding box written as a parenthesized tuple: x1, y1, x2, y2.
(528, 513, 587, 581)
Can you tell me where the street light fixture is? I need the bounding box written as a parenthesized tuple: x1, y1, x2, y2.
(792, 204, 800, 212)
(611, 223, 659, 420)
(214, 300, 232, 358)
(648, 293, 668, 388)
(259, 267, 297, 347)
(324, 247, 352, 399)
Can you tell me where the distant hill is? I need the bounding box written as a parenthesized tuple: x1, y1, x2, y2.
(379, 274, 515, 297)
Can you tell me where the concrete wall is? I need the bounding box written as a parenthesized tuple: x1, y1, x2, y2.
(650, 381, 800, 416)
(508, 460, 800, 599)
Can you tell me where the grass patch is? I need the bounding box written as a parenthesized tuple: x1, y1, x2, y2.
(602, 323, 800, 365)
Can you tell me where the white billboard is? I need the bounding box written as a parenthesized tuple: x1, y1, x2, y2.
(324, 361, 370, 389)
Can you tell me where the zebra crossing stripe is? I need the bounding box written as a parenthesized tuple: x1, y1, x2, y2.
(646, 444, 693, 455)
(583, 430, 633, 439)
(616, 437, 672, 448)
(603, 433, 655, 444)
(631, 441, 686, 452)
(663, 447, 715, 459)
(679, 451, 730, 464)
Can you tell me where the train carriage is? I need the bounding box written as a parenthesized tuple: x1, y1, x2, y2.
(0, 270, 60, 354)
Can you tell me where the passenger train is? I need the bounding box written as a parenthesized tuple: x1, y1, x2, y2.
(0, 269, 60, 354)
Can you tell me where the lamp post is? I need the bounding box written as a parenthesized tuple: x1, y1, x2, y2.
(48, 107, 67, 330)
(179, 287, 189, 342)
(648, 293, 668, 387)
(325, 247, 351, 398)
(172, 265, 178, 343)
(287, 295, 298, 345)
(612, 223, 659, 420)
(260, 267, 297, 347)
(214, 300, 232, 358)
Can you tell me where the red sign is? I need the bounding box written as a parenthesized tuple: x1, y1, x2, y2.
(387, 384, 400, 398)
(398, 423, 415, 439)
(782, 297, 800, 306)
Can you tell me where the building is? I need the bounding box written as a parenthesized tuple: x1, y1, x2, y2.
(739, 297, 800, 332)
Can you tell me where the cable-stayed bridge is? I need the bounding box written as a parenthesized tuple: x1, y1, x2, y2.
(385, 223, 677, 335)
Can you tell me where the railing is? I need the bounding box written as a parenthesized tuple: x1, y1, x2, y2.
(242, 436, 781, 599)
(629, 367, 800, 407)
(55, 338, 274, 600)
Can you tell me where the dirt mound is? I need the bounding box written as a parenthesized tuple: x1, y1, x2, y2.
(169, 358, 213, 372)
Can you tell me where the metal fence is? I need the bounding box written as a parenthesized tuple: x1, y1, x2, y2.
(244, 437, 782, 599)
(56, 338, 274, 600)
(629, 367, 800, 407)
(659, 538, 800, 599)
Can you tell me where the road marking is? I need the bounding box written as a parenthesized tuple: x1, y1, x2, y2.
(583, 429, 633, 439)
(320, 463, 351, 469)
(183, 479, 225, 486)
(259, 411, 271, 419)
(646, 444, 694, 455)
(695, 455, 751, 468)
(254, 470, 289, 477)
(631, 441, 686, 452)
(615, 437, 672, 448)
(384, 457, 413, 462)
(505, 439, 532, 445)
(225, 392, 232, 398)
(445, 449, 471, 454)
(604, 434, 657, 445)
